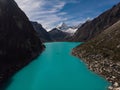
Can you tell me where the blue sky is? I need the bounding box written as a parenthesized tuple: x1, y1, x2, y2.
(15, 0, 120, 30)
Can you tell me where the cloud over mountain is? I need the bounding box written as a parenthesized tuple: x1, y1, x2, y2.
(15, 0, 120, 30)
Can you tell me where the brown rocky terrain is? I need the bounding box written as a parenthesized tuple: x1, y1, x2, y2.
(72, 20, 120, 90)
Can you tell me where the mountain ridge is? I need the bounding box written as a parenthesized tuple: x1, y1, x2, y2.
(48, 28, 69, 41)
(31, 21, 52, 42)
(48, 22, 82, 41)
(72, 2, 120, 42)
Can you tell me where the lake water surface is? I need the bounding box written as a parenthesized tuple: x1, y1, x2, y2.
(6, 42, 109, 90)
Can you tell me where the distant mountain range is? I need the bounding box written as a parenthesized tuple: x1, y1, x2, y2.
(48, 22, 82, 41)
(48, 28, 69, 41)
(55, 22, 82, 35)
(31, 21, 82, 42)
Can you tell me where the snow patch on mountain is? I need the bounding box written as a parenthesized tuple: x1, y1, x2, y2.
(55, 22, 82, 35)
(56, 22, 69, 30)
(65, 28, 78, 34)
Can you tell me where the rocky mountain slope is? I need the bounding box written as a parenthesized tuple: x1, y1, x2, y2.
(31, 22, 52, 42)
(56, 22, 69, 30)
(56, 22, 81, 35)
(49, 28, 69, 41)
(72, 2, 120, 42)
(49, 22, 81, 41)
(0, 0, 44, 85)
(72, 20, 120, 89)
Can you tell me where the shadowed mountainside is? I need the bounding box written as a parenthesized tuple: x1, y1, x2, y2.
(0, 0, 44, 85)
(31, 21, 52, 42)
(49, 28, 70, 41)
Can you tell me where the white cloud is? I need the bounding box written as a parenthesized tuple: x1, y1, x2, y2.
(15, 0, 68, 30)
(15, 0, 118, 31)
(15, 0, 82, 31)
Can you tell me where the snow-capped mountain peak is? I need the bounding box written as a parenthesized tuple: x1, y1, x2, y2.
(54, 22, 83, 36)
(56, 22, 69, 30)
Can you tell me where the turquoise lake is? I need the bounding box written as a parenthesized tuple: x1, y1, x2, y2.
(6, 42, 109, 90)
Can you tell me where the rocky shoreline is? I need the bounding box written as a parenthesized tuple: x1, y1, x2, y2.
(72, 49, 120, 90)
(71, 20, 120, 90)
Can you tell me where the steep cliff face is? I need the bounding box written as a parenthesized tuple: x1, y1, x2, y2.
(72, 2, 120, 42)
(31, 22, 52, 42)
(72, 20, 120, 89)
(0, 0, 44, 84)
